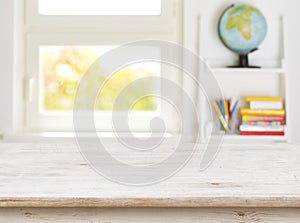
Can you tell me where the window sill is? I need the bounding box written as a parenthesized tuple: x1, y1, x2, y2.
(2, 132, 185, 143)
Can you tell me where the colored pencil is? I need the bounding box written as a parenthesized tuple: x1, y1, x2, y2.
(213, 100, 230, 133)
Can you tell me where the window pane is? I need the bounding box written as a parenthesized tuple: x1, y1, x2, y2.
(40, 46, 159, 112)
(39, 0, 161, 15)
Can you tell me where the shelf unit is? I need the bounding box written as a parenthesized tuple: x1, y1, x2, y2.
(198, 66, 287, 143)
(197, 15, 288, 143)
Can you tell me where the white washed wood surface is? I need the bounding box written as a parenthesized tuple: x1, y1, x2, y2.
(0, 208, 300, 223)
(0, 142, 300, 208)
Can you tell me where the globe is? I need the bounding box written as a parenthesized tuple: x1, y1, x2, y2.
(218, 4, 267, 67)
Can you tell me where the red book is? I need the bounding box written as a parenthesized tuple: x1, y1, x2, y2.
(240, 131, 285, 136)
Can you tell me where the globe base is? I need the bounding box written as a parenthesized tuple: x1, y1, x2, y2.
(228, 54, 260, 68)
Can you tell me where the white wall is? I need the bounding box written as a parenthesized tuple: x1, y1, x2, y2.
(0, 0, 300, 141)
(184, 0, 300, 142)
(0, 0, 14, 135)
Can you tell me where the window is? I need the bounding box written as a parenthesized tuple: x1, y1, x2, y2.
(40, 46, 158, 112)
(24, 0, 182, 133)
(38, 0, 161, 15)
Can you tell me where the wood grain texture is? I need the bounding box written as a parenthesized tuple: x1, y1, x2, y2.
(1, 208, 300, 223)
(0, 142, 300, 208)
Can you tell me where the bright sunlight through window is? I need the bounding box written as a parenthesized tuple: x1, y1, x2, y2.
(40, 46, 159, 112)
(39, 0, 162, 15)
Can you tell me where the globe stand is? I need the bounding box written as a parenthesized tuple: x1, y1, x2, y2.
(228, 49, 261, 68)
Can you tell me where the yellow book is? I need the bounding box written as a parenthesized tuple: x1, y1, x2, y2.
(240, 108, 285, 117)
(245, 96, 282, 102)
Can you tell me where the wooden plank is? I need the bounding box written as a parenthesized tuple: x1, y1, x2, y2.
(1, 197, 300, 208)
(0, 208, 300, 223)
(0, 142, 300, 208)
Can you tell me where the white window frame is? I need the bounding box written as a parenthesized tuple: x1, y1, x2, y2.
(21, 0, 183, 134)
(25, 0, 177, 33)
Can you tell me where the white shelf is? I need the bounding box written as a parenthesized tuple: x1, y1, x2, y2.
(210, 68, 284, 74)
(198, 16, 288, 143)
(212, 134, 288, 144)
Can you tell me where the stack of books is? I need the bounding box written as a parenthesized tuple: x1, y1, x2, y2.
(239, 96, 285, 136)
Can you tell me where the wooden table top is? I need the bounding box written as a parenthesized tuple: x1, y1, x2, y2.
(0, 141, 300, 208)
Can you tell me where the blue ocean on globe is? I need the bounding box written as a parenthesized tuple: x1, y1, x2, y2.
(218, 4, 267, 55)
